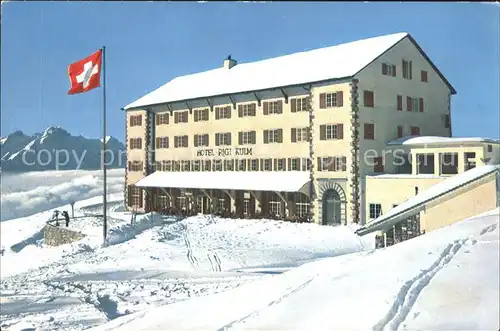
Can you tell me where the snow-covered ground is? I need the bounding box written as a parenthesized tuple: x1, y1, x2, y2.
(0, 170, 368, 331)
(89, 208, 500, 331)
(1, 170, 498, 331)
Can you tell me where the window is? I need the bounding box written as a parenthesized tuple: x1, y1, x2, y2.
(263, 129, 283, 144)
(317, 156, 346, 172)
(269, 193, 284, 216)
(289, 158, 301, 171)
(319, 124, 343, 140)
(421, 70, 428, 83)
(263, 100, 283, 115)
(213, 159, 223, 171)
(410, 126, 420, 136)
(192, 160, 201, 171)
(194, 134, 209, 147)
(238, 103, 256, 117)
(440, 153, 458, 175)
(488, 144, 493, 152)
(215, 132, 232, 146)
(156, 136, 169, 149)
(319, 91, 343, 108)
(397, 95, 403, 111)
(129, 115, 142, 127)
(174, 135, 188, 148)
(194, 108, 209, 122)
(274, 158, 286, 171)
(128, 161, 143, 172)
(158, 160, 171, 171)
(237, 159, 246, 171)
(464, 152, 476, 171)
(215, 106, 231, 120)
(203, 160, 212, 171)
(249, 159, 259, 171)
(181, 160, 190, 171)
(156, 113, 169, 125)
(174, 111, 189, 123)
(176, 197, 187, 210)
(172, 160, 181, 171)
(402, 59, 413, 80)
(291, 97, 309, 112)
(417, 153, 435, 174)
(224, 159, 235, 171)
(364, 91, 374, 107)
(243, 199, 251, 216)
(406, 97, 424, 112)
(128, 185, 143, 208)
(291, 127, 309, 143)
(364, 123, 375, 140)
(239, 131, 256, 145)
(129, 138, 142, 149)
(294, 193, 310, 218)
(396, 154, 412, 174)
(397, 126, 403, 138)
(369, 204, 382, 219)
(382, 63, 396, 77)
(262, 158, 272, 171)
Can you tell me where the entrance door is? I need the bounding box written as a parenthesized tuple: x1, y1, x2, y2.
(322, 189, 342, 225)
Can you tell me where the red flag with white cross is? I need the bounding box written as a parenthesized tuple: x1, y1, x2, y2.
(67, 49, 102, 94)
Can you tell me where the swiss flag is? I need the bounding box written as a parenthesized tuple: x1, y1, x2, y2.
(68, 49, 102, 95)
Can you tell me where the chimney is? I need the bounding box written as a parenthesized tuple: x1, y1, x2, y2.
(223, 55, 237, 69)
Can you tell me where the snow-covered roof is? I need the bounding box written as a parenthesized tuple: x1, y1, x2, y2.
(387, 136, 500, 146)
(356, 165, 500, 236)
(134, 171, 311, 193)
(123, 33, 410, 110)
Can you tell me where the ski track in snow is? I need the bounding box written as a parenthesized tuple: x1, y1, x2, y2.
(373, 238, 468, 331)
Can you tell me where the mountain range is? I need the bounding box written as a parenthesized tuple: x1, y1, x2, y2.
(0, 126, 125, 172)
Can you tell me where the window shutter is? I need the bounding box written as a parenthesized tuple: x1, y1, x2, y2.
(409, 61, 413, 79)
(155, 114, 159, 124)
(155, 137, 159, 149)
(263, 102, 269, 115)
(227, 133, 232, 145)
(252, 131, 256, 144)
(263, 131, 269, 144)
(407, 96, 413, 112)
(238, 132, 243, 145)
(291, 128, 297, 143)
(342, 156, 347, 171)
(260, 159, 264, 171)
(397, 95, 402, 111)
(397, 126, 403, 138)
(382, 63, 387, 75)
(277, 100, 283, 114)
(336, 91, 343, 107)
(320, 125, 326, 140)
(337, 123, 344, 139)
(204, 109, 209, 120)
(166, 137, 169, 148)
(204, 134, 209, 146)
(278, 129, 283, 143)
(194, 135, 198, 147)
(139, 188, 143, 208)
(332, 157, 337, 171)
(185, 135, 188, 147)
(174, 112, 179, 123)
(238, 105, 243, 117)
(215, 133, 220, 146)
(291, 99, 297, 112)
(138, 115, 142, 126)
(392, 65, 396, 77)
(319, 93, 326, 109)
(287, 158, 292, 171)
(419, 97, 424, 112)
(226, 106, 231, 118)
(215, 108, 220, 120)
(251, 103, 256, 116)
(317, 157, 323, 171)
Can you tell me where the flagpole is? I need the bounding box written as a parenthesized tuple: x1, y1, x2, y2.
(102, 45, 108, 246)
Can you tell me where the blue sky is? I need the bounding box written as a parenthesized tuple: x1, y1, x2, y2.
(1, 2, 499, 142)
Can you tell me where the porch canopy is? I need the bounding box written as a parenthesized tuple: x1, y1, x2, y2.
(134, 171, 311, 193)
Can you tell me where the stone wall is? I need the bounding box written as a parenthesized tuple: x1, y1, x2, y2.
(43, 223, 86, 246)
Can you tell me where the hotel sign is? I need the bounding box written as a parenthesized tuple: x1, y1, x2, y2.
(196, 147, 253, 157)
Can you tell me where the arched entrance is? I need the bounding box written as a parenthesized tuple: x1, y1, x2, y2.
(322, 189, 342, 225)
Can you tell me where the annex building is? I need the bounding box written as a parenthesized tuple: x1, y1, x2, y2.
(123, 32, 500, 230)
